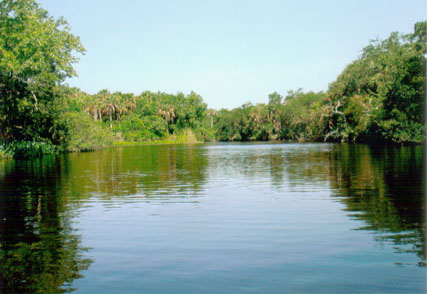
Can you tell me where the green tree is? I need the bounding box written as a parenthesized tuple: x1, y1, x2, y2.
(0, 0, 85, 145)
(158, 104, 176, 134)
(207, 109, 216, 129)
(325, 21, 426, 143)
(117, 113, 167, 142)
(268, 92, 284, 139)
(215, 108, 241, 141)
(281, 90, 325, 141)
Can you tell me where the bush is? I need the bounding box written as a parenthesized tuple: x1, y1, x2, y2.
(3, 141, 56, 158)
(59, 112, 113, 152)
(117, 114, 167, 142)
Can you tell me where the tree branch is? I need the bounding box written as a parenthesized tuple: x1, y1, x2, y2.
(324, 129, 338, 142)
(31, 91, 38, 109)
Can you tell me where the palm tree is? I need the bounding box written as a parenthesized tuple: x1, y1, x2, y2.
(100, 90, 119, 129)
(84, 94, 102, 121)
(207, 109, 217, 129)
(158, 105, 175, 134)
(117, 93, 136, 120)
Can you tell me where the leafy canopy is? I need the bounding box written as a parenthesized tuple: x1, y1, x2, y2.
(0, 0, 85, 84)
(0, 0, 85, 144)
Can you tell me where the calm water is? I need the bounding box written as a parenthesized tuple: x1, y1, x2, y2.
(0, 143, 425, 293)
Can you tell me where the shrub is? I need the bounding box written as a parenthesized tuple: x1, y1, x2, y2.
(3, 141, 56, 158)
(59, 112, 113, 152)
(117, 114, 167, 142)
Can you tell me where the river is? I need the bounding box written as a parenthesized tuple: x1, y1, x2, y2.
(0, 143, 425, 293)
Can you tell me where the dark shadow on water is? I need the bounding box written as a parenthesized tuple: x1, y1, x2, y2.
(0, 156, 92, 294)
(227, 143, 425, 265)
(328, 144, 426, 265)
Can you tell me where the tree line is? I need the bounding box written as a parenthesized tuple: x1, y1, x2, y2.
(0, 0, 425, 157)
(215, 21, 426, 144)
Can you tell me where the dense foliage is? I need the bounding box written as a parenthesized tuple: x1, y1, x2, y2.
(0, 0, 84, 146)
(215, 22, 426, 144)
(0, 0, 424, 157)
(324, 22, 426, 143)
(214, 90, 326, 142)
(55, 87, 213, 149)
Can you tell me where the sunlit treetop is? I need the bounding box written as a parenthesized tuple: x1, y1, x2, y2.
(0, 0, 85, 85)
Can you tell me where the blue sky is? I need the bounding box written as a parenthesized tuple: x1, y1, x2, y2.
(39, 0, 426, 109)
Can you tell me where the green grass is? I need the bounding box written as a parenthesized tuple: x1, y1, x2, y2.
(113, 138, 200, 146)
(113, 129, 201, 146)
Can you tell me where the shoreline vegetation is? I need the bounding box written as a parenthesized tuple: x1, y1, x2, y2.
(0, 1, 425, 158)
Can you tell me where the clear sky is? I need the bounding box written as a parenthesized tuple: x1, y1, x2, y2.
(38, 0, 426, 109)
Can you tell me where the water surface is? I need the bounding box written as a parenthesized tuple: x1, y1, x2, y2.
(0, 143, 425, 293)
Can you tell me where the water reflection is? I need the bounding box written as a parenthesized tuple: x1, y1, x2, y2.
(0, 143, 425, 293)
(205, 143, 425, 265)
(205, 143, 331, 191)
(60, 145, 208, 204)
(0, 157, 92, 294)
(328, 144, 426, 265)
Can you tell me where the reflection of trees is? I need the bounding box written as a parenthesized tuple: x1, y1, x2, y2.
(279, 145, 331, 189)
(0, 142, 424, 294)
(61, 145, 209, 202)
(206, 143, 331, 190)
(225, 143, 425, 265)
(0, 158, 92, 293)
(271, 143, 425, 264)
(328, 144, 426, 265)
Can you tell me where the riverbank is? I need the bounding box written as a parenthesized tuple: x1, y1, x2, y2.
(0, 129, 203, 158)
(4, 138, 421, 159)
(114, 129, 201, 146)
